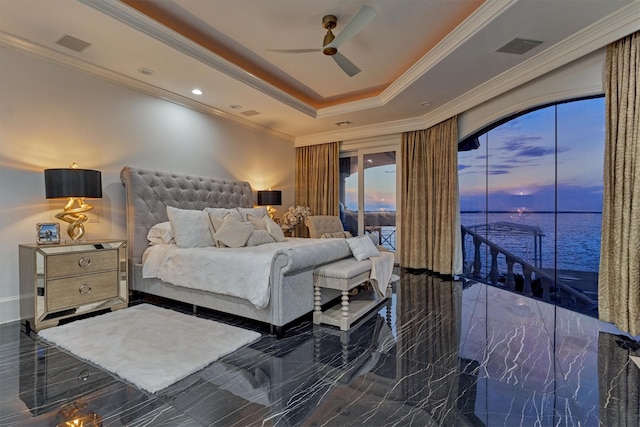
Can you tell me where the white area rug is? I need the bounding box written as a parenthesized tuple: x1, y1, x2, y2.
(38, 304, 261, 393)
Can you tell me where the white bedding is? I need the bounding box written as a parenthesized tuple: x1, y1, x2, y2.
(142, 238, 321, 309)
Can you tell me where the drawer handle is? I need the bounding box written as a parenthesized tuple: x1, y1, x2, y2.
(79, 284, 92, 295)
(78, 370, 90, 382)
(78, 257, 92, 268)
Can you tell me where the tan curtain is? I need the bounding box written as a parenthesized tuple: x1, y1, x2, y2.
(400, 117, 462, 275)
(599, 30, 640, 336)
(295, 142, 339, 236)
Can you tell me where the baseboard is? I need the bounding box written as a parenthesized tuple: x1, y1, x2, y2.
(0, 296, 20, 325)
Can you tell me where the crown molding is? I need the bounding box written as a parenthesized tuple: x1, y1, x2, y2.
(315, 96, 383, 119)
(295, 115, 426, 147)
(0, 31, 295, 143)
(79, 0, 317, 119)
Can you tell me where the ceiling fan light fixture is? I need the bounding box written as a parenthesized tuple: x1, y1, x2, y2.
(323, 46, 337, 56)
(322, 28, 336, 55)
(267, 7, 375, 76)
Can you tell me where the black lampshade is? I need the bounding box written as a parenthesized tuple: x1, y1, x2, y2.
(257, 190, 281, 206)
(44, 168, 102, 199)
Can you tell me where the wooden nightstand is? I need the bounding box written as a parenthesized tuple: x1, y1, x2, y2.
(19, 240, 128, 333)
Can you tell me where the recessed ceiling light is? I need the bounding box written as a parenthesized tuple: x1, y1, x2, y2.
(335, 121, 353, 127)
(420, 101, 431, 107)
(191, 88, 203, 95)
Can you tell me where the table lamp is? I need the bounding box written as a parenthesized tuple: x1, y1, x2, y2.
(44, 163, 102, 241)
(257, 190, 282, 219)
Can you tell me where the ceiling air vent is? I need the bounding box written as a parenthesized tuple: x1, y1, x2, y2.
(496, 38, 542, 55)
(241, 110, 260, 117)
(335, 121, 353, 127)
(56, 34, 91, 53)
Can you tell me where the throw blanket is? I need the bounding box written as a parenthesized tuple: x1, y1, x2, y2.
(369, 251, 395, 298)
(142, 238, 320, 309)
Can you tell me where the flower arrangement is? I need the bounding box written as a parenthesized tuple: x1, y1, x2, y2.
(281, 205, 311, 230)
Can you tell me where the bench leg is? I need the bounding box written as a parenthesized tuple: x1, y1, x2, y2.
(340, 290, 350, 331)
(313, 286, 322, 325)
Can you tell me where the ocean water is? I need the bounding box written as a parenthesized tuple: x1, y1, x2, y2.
(460, 212, 602, 273)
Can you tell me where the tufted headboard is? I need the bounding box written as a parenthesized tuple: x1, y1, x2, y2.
(120, 166, 254, 263)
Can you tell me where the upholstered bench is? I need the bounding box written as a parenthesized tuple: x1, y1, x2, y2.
(312, 257, 391, 331)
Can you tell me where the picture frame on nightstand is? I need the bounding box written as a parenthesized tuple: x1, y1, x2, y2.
(36, 222, 60, 245)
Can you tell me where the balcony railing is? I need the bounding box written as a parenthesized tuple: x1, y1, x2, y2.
(461, 225, 598, 316)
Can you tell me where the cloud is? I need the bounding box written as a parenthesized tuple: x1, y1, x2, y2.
(501, 136, 543, 151)
(490, 164, 518, 170)
(518, 146, 555, 157)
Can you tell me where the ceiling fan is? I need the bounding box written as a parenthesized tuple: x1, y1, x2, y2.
(266, 5, 376, 77)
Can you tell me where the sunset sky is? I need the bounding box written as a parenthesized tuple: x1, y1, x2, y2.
(458, 96, 605, 212)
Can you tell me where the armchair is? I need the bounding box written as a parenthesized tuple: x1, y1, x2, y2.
(305, 215, 352, 239)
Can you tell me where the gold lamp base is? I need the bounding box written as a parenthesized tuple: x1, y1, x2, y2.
(55, 197, 94, 241)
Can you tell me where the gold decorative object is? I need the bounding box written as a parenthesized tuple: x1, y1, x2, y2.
(55, 197, 94, 240)
(45, 163, 102, 241)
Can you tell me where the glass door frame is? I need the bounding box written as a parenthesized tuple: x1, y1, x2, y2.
(340, 142, 401, 260)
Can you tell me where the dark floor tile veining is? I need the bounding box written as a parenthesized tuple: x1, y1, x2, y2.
(1, 269, 638, 426)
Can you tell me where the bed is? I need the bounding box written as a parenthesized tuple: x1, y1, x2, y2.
(120, 166, 352, 336)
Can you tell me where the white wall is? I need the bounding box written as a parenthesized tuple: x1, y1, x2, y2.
(0, 47, 295, 324)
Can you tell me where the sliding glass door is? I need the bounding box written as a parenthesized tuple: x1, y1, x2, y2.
(340, 148, 398, 252)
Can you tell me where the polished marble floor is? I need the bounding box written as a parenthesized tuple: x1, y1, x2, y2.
(1, 270, 639, 426)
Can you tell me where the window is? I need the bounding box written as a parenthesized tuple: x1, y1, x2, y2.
(458, 96, 604, 316)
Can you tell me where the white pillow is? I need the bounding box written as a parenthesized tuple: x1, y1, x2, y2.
(214, 215, 254, 248)
(248, 214, 285, 242)
(247, 214, 267, 230)
(246, 230, 276, 246)
(166, 206, 216, 248)
(147, 221, 174, 244)
(238, 207, 268, 221)
(207, 213, 228, 247)
(204, 207, 242, 222)
(264, 216, 285, 242)
(347, 235, 380, 261)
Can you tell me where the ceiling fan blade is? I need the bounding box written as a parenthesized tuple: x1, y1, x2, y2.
(332, 52, 360, 77)
(266, 48, 321, 54)
(328, 5, 376, 49)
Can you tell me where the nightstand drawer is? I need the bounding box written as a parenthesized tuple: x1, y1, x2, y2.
(46, 249, 117, 278)
(46, 271, 118, 311)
